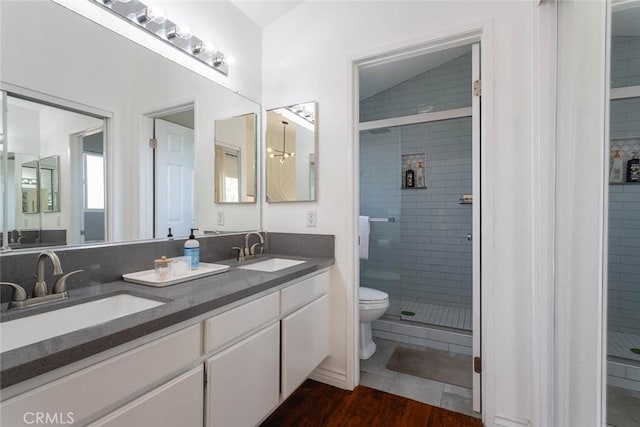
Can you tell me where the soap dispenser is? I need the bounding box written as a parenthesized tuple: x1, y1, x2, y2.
(184, 228, 200, 269)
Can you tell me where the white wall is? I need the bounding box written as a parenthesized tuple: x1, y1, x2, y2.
(555, 1, 608, 426)
(262, 1, 538, 425)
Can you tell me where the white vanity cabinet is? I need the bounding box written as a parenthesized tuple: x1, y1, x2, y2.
(0, 324, 202, 427)
(203, 270, 329, 427)
(281, 273, 330, 399)
(1, 268, 331, 427)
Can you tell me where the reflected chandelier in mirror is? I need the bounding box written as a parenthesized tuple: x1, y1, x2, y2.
(266, 102, 317, 202)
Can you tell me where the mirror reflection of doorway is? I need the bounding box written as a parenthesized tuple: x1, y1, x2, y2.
(4, 93, 106, 248)
(81, 132, 105, 243)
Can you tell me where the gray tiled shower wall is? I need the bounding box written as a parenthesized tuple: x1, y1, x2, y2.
(360, 119, 472, 309)
(611, 36, 640, 88)
(608, 36, 640, 337)
(359, 52, 473, 310)
(0, 232, 334, 303)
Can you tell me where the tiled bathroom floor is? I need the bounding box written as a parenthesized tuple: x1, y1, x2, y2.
(607, 386, 640, 427)
(359, 337, 480, 419)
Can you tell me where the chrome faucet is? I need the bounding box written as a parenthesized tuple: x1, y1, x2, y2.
(10, 229, 23, 244)
(233, 232, 265, 262)
(1, 251, 82, 309)
(245, 232, 265, 256)
(34, 251, 63, 297)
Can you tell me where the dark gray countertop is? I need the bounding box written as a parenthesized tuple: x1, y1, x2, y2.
(0, 254, 334, 389)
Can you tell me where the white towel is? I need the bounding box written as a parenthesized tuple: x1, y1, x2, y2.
(358, 216, 370, 260)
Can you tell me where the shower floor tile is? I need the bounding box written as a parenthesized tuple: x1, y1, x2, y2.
(360, 337, 480, 419)
(609, 331, 640, 362)
(387, 298, 472, 330)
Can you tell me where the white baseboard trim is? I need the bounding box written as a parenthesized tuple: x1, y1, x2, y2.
(309, 366, 350, 390)
(494, 414, 532, 427)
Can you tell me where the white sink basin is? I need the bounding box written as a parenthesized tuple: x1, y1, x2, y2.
(0, 294, 164, 353)
(237, 258, 306, 272)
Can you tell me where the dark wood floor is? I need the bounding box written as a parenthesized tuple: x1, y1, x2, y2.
(261, 379, 483, 427)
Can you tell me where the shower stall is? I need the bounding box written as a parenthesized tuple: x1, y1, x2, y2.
(359, 118, 473, 331)
(358, 45, 475, 334)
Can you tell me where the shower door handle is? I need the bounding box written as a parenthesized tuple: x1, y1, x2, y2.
(467, 233, 472, 241)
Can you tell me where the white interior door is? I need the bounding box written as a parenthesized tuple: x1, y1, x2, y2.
(155, 119, 194, 238)
(471, 42, 482, 413)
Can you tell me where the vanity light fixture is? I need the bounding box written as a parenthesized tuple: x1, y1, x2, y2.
(93, 0, 230, 75)
(268, 121, 295, 163)
(287, 103, 315, 125)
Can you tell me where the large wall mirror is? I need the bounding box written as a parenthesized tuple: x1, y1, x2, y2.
(606, 2, 640, 425)
(0, 0, 261, 250)
(266, 102, 317, 202)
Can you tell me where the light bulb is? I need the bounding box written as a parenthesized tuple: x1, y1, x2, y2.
(267, 147, 273, 153)
(212, 55, 225, 67)
(284, 153, 289, 159)
(225, 56, 236, 65)
(131, 6, 166, 25)
(269, 154, 275, 159)
(164, 25, 190, 40)
(291, 152, 295, 157)
(202, 41, 217, 54)
(280, 158, 285, 164)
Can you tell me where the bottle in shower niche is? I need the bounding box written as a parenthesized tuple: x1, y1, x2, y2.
(416, 161, 425, 187)
(627, 151, 640, 182)
(405, 164, 415, 188)
(610, 149, 624, 183)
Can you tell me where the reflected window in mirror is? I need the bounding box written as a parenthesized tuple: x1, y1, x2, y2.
(266, 102, 317, 202)
(4, 94, 106, 249)
(214, 113, 257, 204)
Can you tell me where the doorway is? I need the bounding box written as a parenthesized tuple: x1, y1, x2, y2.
(146, 106, 195, 239)
(355, 40, 482, 417)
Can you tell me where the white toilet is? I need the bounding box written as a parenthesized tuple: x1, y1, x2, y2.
(359, 287, 389, 360)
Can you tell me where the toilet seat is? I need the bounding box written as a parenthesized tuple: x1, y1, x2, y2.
(359, 287, 389, 310)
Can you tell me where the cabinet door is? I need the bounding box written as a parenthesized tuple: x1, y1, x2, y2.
(281, 294, 329, 399)
(90, 366, 203, 427)
(206, 323, 279, 427)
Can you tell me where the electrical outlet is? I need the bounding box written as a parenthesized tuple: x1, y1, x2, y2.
(56, 216, 62, 226)
(217, 211, 224, 226)
(306, 210, 317, 227)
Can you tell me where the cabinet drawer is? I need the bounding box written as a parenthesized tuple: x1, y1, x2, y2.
(1, 324, 201, 427)
(203, 292, 279, 354)
(281, 271, 329, 315)
(89, 366, 203, 427)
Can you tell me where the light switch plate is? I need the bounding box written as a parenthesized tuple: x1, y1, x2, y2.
(217, 211, 224, 226)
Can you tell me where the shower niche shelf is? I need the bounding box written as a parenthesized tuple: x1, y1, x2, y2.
(401, 153, 427, 189)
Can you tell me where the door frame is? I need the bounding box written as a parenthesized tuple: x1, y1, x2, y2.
(351, 28, 490, 418)
(70, 125, 106, 244)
